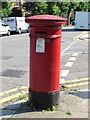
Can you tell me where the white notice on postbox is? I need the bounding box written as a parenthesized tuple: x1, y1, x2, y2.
(36, 38, 45, 53)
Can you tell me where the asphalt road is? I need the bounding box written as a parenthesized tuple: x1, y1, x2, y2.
(0, 26, 88, 107)
(61, 28, 88, 90)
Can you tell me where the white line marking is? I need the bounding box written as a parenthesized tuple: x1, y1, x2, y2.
(64, 46, 71, 51)
(61, 40, 78, 56)
(65, 62, 73, 67)
(72, 53, 78, 56)
(61, 51, 66, 56)
(67, 45, 71, 49)
(60, 70, 69, 77)
(69, 57, 76, 61)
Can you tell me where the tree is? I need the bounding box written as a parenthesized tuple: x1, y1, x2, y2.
(57, 2, 89, 25)
(46, 2, 60, 15)
(0, 1, 14, 18)
(23, 1, 90, 25)
(52, 3, 60, 15)
(23, 2, 60, 16)
(74, 2, 88, 12)
(23, 1, 47, 15)
(88, 1, 90, 11)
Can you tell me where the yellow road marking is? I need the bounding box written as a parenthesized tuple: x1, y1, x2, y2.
(73, 32, 83, 40)
(20, 86, 28, 89)
(0, 88, 18, 97)
(66, 77, 90, 83)
(73, 31, 89, 41)
(0, 93, 23, 104)
(65, 81, 90, 88)
(0, 86, 28, 97)
(82, 31, 90, 34)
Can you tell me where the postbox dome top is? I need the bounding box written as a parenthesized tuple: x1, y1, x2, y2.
(26, 14, 66, 21)
(25, 14, 67, 27)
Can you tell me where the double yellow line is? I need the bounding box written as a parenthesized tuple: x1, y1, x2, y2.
(0, 86, 28, 104)
(63, 77, 90, 88)
(73, 31, 89, 41)
(0, 78, 89, 104)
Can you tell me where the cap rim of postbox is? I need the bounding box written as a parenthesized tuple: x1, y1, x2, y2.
(25, 14, 67, 26)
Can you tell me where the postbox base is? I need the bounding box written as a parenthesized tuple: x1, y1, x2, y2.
(29, 88, 60, 109)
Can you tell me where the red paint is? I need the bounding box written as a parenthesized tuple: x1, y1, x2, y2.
(25, 14, 66, 27)
(26, 15, 66, 92)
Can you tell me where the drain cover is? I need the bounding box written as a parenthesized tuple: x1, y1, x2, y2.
(0, 69, 27, 78)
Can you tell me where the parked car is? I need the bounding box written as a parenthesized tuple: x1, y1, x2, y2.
(0, 19, 11, 36)
(3, 17, 29, 34)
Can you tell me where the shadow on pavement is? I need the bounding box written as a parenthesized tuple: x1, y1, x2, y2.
(0, 90, 89, 117)
(62, 28, 78, 32)
(68, 90, 90, 99)
(62, 27, 89, 32)
(0, 101, 40, 117)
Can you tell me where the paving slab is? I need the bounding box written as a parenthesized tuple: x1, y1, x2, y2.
(5, 91, 88, 119)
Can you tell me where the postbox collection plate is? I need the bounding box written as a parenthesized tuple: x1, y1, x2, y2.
(36, 38, 45, 53)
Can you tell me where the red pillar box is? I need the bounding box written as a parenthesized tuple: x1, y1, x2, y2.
(25, 15, 66, 109)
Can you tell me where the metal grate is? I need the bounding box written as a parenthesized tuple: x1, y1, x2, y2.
(0, 69, 27, 78)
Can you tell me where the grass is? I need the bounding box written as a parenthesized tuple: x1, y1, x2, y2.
(19, 94, 27, 100)
(66, 111, 72, 116)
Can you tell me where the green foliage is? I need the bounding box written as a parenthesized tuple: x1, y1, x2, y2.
(23, 1, 90, 25)
(23, 1, 47, 15)
(66, 110, 72, 116)
(0, 1, 89, 18)
(52, 4, 60, 15)
(74, 2, 89, 12)
(0, 1, 14, 18)
(58, 2, 70, 17)
(1, 1, 89, 22)
(19, 94, 27, 100)
(23, 2, 60, 15)
(35, 1, 48, 14)
(88, 2, 90, 12)
(23, 1, 89, 16)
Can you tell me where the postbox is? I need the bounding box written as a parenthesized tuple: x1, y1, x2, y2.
(25, 15, 66, 109)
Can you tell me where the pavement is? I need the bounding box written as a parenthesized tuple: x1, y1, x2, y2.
(63, 26, 89, 41)
(0, 26, 89, 119)
(0, 90, 89, 119)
